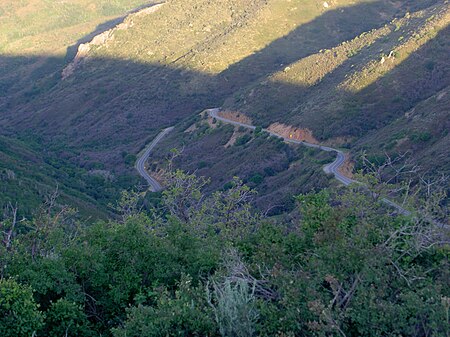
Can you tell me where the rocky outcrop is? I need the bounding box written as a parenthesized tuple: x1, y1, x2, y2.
(62, 3, 165, 79)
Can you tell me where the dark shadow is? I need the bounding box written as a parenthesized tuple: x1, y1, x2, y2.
(0, 0, 425, 143)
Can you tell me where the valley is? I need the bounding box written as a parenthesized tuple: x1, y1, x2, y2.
(1, 0, 448, 217)
(0, 1, 449, 336)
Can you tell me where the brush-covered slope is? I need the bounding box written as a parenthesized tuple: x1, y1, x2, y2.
(223, 1, 450, 174)
(2, 0, 430, 163)
(0, 0, 153, 105)
(0, 136, 120, 218)
(0, 0, 154, 215)
(0, 0, 448, 213)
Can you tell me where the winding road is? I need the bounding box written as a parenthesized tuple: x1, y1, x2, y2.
(137, 109, 408, 215)
(135, 126, 174, 191)
(208, 108, 356, 186)
(208, 108, 416, 217)
(137, 109, 447, 225)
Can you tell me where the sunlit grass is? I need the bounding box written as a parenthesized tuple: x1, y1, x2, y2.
(82, 0, 367, 74)
(269, 25, 391, 87)
(340, 8, 450, 93)
(0, 0, 151, 55)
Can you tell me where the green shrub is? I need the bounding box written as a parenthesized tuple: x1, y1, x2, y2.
(112, 275, 216, 337)
(409, 131, 432, 142)
(235, 134, 252, 146)
(248, 173, 264, 185)
(0, 279, 44, 337)
(124, 153, 137, 166)
(197, 161, 209, 169)
(44, 299, 90, 337)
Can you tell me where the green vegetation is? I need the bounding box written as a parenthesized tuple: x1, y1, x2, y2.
(152, 122, 333, 214)
(0, 0, 152, 54)
(235, 134, 252, 146)
(0, 279, 44, 336)
(409, 131, 432, 143)
(0, 136, 138, 218)
(1, 170, 448, 336)
(0, 2, 448, 334)
(222, 1, 449, 177)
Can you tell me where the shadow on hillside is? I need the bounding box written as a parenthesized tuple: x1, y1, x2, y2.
(229, 23, 449, 136)
(0, 0, 447, 174)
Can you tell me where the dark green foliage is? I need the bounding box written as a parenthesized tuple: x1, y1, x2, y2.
(124, 153, 138, 166)
(235, 134, 252, 146)
(0, 135, 133, 219)
(1, 171, 448, 336)
(254, 126, 263, 135)
(0, 279, 44, 337)
(112, 275, 216, 337)
(247, 173, 264, 186)
(44, 299, 91, 337)
(409, 131, 432, 142)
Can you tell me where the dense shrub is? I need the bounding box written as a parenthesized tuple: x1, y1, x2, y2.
(0, 171, 448, 336)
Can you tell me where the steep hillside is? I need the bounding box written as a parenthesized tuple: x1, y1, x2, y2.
(0, 0, 448, 212)
(1, 3, 449, 335)
(224, 1, 449, 174)
(2, 0, 429, 158)
(0, 0, 154, 98)
(149, 114, 334, 214)
(356, 88, 449, 174)
(0, 136, 119, 218)
(0, 0, 153, 215)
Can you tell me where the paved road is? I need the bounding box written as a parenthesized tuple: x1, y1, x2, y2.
(209, 108, 356, 186)
(135, 127, 174, 191)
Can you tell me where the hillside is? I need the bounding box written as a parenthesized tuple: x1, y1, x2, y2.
(224, 2, 449, 175)
(1, 2, 449, 335)
(0, 0, 153, 108)
(0, 135, 136, 218)
(0, 0, 153, 216)
(0, 0, 449, 213)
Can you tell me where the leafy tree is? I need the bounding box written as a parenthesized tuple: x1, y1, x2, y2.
(113, 275, 216, 337)
(111, 189, 144, 222)
(0, 278, 44, 337)
(0, 169, 448, 336)
(44, 298, 91, 337)
(296, 189, 333, 238)
(209, 177, 258, 241)
(163, 169, 209, 223)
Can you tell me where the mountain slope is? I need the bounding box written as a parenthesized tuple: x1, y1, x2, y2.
(224, 2, 449, 175)
(0, 136, 116, 218)
(0, 0, 448, 212)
